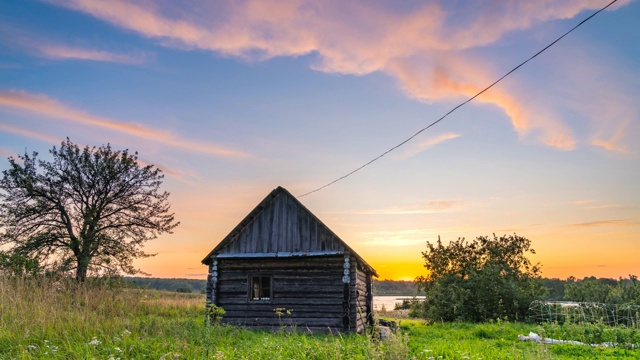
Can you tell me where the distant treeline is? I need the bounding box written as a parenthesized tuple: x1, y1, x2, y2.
(372, 280, 419, 295)
(124, 276, 636, 301)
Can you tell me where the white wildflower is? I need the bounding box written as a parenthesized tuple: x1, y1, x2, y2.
(122, 329, 132, 336)
(27, 345, 37, 351)
(88, 337, 101, 345)
(115, 347, 122, 352)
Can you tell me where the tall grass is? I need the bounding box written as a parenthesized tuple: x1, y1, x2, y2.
(4, 276, 638, 359)
(0, 276, 408, 359)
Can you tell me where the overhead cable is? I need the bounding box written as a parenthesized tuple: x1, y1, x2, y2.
(298, 0, 619, 198)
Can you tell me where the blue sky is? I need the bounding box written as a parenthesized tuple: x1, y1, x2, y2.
(1, 0, 639, 280)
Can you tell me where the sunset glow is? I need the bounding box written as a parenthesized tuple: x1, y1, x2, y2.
(1, 0, 638, 281)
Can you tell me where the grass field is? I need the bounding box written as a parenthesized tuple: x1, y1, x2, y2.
(2, 277, 640, 359)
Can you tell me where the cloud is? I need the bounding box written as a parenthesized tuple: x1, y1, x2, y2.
(396, 132, 460, 159)
(36, 44, 146, 64)
(570, 200, 630, 211)
(568, 220, 638, 228)
(47, 0, 634, 151)
(0, 122, 61, 144)
(0, 147, 14, 158)
(357, 226, 464, 247)
(0, 90, 249, 158)
(0, 22, 145, 64)
(571, 199, 595, 205)
(350, 200, 464, 215)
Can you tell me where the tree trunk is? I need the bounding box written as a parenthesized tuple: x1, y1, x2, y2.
(76, 256, 89, 282)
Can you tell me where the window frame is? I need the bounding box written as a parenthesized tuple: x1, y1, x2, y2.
(248, 275, 272, 302)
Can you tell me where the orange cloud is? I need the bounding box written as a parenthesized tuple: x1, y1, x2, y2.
(568, 220, 638, 228)
(0, 90, 249, 158)
(48, 0, 632, 151)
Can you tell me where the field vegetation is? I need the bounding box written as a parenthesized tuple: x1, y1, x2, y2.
(3, 276, 640, 359)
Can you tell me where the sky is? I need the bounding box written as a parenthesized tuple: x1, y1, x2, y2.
(1, 0, 639, 281)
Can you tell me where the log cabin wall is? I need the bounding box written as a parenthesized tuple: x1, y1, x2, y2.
(212, 255, 347, 332)
(351, 258, 373, 333)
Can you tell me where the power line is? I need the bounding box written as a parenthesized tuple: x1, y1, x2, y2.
(298, 0, 618, 198)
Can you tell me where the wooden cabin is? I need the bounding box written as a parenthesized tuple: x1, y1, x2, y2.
(201, 186, 378, 333)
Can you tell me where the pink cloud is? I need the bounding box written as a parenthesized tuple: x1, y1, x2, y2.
(0, 90, 249, 158)
(0, 122, 61, 144)
(48, 0, 633, 151)
(0, 22, 145, 64)
(397, 132, 460, 159)
(37, 44, 145, 64)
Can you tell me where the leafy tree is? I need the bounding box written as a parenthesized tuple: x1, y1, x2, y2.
(564, 276, 612, 303)
(0, 251, 42, 277)
(541, 278, 567, 301)
(413, 234, 547, 322)
(0, 139, 179, 281)
(564, 275, 640, 304)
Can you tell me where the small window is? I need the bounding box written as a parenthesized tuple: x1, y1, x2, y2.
(249, 276, 271, 301)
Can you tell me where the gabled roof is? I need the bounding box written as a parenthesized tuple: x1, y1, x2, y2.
(201, 186, 377, 276)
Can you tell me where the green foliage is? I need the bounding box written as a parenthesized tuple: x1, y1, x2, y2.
(0, 251, 42, 277)
(413, 234, 547, 322)
(537, 321, 640, 348)
(564, 276, 640, 304)
(205, 302, 226, 325)
(0, 139, 179, 281)
(541, 278, 566, 301)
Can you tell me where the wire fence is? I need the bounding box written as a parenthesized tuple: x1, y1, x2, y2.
(529, 300, 640, 328)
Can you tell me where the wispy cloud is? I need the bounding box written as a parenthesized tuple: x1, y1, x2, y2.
(137, 157, 202, 185)
(568, 220, 638, 228)
(0, 122, 61, 144)
(47, 0, 633, 151)
(0, 90, 249, 158)
(358, 227, 464, 247)
(571, 199, 595, 205)
(349, 200, 464, 215)
(570, 200, 630, 211)
(36, 44, 145, 64)
(0, 147, 14, 158)
(396, 132, 460, 159)
(0, 22, 145, 64)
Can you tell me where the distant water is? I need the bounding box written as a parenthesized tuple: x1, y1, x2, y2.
(373, 295, 425, 311)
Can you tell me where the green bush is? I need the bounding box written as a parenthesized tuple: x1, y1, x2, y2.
(413, 234, 547, 322)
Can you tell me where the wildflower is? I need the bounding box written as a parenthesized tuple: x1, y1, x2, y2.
(27, 345, 37, 351)
(115, 347, 122, 352)
(123, 329, 132, 336)
(88, 337, 101, 345)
